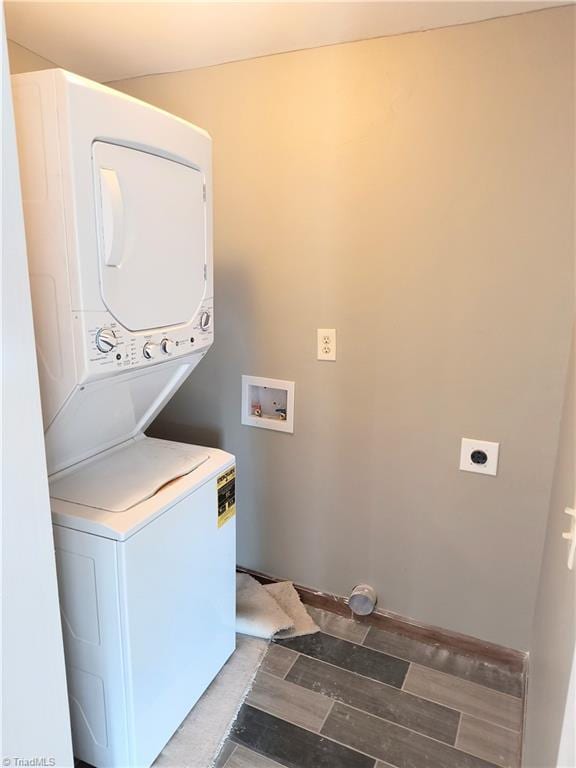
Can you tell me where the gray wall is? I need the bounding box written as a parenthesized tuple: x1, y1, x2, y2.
(111, 6, 574, 650)
(525, 328, 575, 766)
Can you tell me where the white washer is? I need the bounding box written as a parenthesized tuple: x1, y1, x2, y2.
(12, 69, 236, 767)
(50, 438, 235, 768)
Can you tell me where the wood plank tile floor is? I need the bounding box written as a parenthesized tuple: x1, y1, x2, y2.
(217, 606, 525, 768)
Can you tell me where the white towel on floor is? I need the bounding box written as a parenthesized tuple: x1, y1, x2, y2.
(236, 573, 319, 639)
(264, 580, 320, 639)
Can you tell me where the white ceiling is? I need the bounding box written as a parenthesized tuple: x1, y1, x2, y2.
(5, 1, 569, 84)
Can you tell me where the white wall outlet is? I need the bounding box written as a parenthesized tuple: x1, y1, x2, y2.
(459, 438, 499, 476)
(317, 328, 336, 361)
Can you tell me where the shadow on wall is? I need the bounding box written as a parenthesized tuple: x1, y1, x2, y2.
(147, 420, 223, 450)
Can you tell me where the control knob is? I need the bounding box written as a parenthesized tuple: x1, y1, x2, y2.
(200, 311, 211, 331)
(142, 341, 159, 360)
(95, 327, 117, 353)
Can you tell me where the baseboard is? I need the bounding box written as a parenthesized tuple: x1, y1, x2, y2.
(237, 565, 527, 674)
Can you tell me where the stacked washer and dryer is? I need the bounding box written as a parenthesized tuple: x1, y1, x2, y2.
(12, 69, 236, 768)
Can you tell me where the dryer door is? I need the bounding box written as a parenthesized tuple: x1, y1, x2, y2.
(93, 141, 206, 331)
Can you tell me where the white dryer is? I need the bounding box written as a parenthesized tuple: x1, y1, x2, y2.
(12, 69, 236, 767)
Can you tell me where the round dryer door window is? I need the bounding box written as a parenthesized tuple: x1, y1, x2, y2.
(93, 141, 207, 332)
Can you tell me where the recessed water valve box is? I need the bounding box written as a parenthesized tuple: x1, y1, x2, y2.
(459, 438, 499, 476)
(241, 376, 295, 433)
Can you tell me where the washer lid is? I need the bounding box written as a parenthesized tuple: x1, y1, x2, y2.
(50, 437, 210, 512)
(93, 141, 207, 332)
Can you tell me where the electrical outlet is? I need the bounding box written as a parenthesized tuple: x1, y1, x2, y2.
(459, 438, 499, 476)
(317, 328, 336, 361)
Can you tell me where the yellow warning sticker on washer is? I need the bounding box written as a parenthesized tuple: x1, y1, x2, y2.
(217, 466, 236, 528)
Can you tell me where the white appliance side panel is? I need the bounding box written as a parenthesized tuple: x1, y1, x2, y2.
(93, 142, 207, 332)
(118, 477, 236, 767)
(53, 525, 130, 767)
(11, 73, 79, 427)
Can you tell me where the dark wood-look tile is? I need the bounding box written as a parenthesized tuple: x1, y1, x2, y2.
(403, 665, 523, 732)
(306, 606, 370, 644)
(247, 671, 332, 731)
(295, 588, 525, 676)
(260, 643, 299, 678)
(286, 654, 459, 744)
(456, 715, 521, 768)
(364, 627, 523, 698)
(225, 743, 286, 768)
(322, 702, 499, 768)
(276, 632, 409, 688)
(231, 704, 376, 768)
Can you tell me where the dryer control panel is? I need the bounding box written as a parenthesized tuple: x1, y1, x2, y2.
(76, 301, 213, 382)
